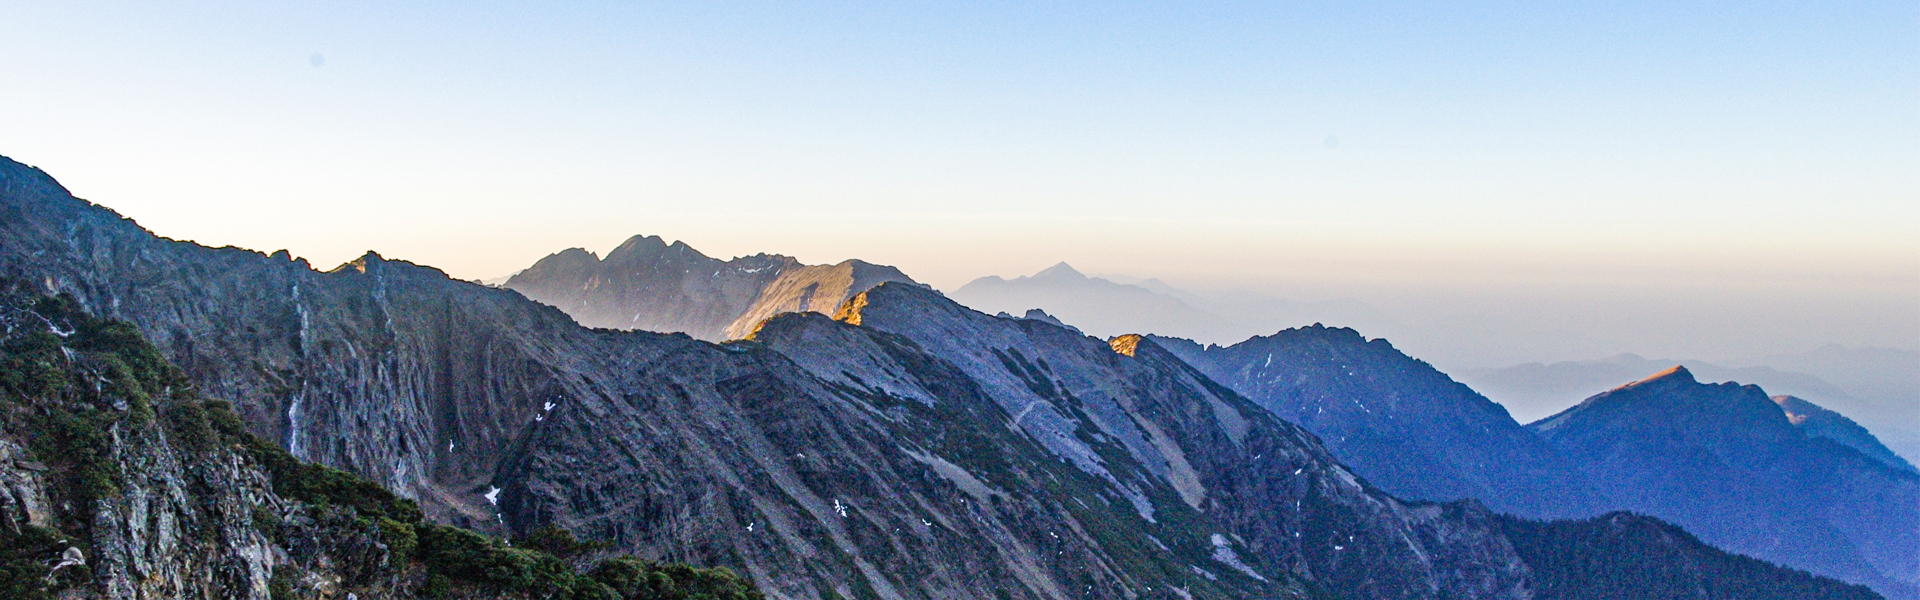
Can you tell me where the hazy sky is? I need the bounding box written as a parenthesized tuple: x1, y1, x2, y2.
(3, 0, 1915, 364)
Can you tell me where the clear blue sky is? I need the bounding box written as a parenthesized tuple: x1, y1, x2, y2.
(2, 0, 1915, 362)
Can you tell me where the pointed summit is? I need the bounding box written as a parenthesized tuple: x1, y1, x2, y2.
(604, 234, 690, 264)
(1031, 262, 1085, 280)
(1616, 365, 1698, 392)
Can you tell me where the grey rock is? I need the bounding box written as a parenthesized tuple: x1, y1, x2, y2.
(503, 235, 917, 341)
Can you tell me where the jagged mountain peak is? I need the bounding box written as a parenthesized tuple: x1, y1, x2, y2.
(602, 234, 721, 266)
(547, 246, 600, 261)
(349, 249, 386, 266)
(1627, 364, 1696, 387)
(502, 236, 912, 340)
(834, 280, 961, 327)
(605, 233, 669, 256)
(1252, 322, 1375, 346)
(329, 249, 454, 280)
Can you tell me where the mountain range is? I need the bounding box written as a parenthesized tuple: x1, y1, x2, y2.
(503, 237, 918, 341)
(1457, 353, 1920, 468)
(951, 263, 1401, 347)
(1157, 328, 1918, 598)
(1531, 366, 1917, 596)
(0, 153, 1904, 599)
(951, 265, 1916, 439)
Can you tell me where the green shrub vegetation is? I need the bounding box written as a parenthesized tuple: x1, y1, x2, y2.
(0, 286, 765, 599)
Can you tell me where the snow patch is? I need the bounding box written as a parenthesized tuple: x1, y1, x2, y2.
(485, 487, 501, 506)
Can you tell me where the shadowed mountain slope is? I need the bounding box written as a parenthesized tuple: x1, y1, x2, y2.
(505, 236, 916, 341)
(1776, 395, 1917, 473)
(1531, 367, 1919, 600)
(1151, 326, 1597, 519)
(1455, 353, 1917, 460)
(0, 154, 1886, 600)
(1493, 511, 1879, 600)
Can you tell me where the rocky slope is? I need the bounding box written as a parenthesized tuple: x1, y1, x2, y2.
(1151, 326, 1597, 519)
(1531, 367, 1919, 599)
(0, 154, 1886, 599)
(0, 282, 763, 600)
(504, 235, 916, 341)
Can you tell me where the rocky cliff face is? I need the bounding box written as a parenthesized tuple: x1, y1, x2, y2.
(1532, 367, 1919, 600)
(0, 290, 406, 600)
(0, 154, 1886, 600)
(0, 282, 766, 600)
(503, 235, 916, 341)
(1151, 326, 1597, 519)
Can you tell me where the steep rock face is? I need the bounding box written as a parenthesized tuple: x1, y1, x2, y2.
(1531, 367, 1920, 600)
(0, 285, 411, 600)
(723, 260, 917, 341)
(1776, 395, 1917, 473)
(0, 155, 1888, 600)
(0, 284, 768, 600)
(1151, 326, 1596, 519)
(0, 156, 646, 529)
(504, 236, 915, 341)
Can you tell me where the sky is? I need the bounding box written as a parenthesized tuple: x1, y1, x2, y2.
(2, 0, 1915, 367)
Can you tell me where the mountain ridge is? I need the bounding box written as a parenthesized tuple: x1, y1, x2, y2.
(1530, 364, 1919, 599)
(0, 153, 1894, 599)
(504, 235, 917, 341)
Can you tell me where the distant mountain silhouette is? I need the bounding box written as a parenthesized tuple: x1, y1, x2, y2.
(1532, 367, 1919, 599)
(1776, 395, 1917, 473)
(951, 263, 1242, 342)
(504, 235, 916, 340)
(1739, 345, 1920, 466)
(1165, 326, 1919, 598)
(1152, 325, 1599, 519)
(1458, 352, 1919, 466)
(1741, 345, 1919, 409)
